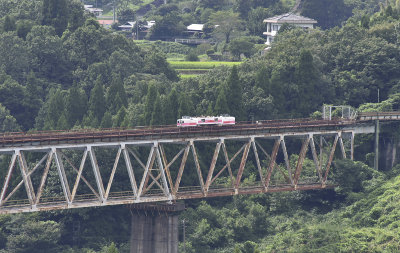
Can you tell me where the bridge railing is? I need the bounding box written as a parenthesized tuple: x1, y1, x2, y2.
(0, 118, 356, 147)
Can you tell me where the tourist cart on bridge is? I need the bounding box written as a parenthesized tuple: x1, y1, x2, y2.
(177, 115, 235, 127)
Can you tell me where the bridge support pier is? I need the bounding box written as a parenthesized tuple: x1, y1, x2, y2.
(375, 119, 380, 170)
(130, 203, 185, 253)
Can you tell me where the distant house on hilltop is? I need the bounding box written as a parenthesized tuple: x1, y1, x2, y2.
(118, 21, 136, 31)
(263, 13, 317, 45)
(84, 5, 103, 17)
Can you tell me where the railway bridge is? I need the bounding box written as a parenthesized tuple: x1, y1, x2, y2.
(0, 111, 398, 214)
(0, 111, 399, 252)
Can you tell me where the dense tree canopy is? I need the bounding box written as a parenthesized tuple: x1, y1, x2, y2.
(0, 0, 399, 252)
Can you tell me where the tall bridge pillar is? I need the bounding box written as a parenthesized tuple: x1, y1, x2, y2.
(130, 202, 185, 253)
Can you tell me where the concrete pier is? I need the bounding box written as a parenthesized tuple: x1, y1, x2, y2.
(130, 202, 185, 253)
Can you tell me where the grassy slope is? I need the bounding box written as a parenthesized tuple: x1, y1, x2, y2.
(262, 175, 400, 252)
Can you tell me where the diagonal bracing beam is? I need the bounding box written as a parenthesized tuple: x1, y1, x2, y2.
(264, 138, 280, 189)
(17, 151, 36, 205)
(174, 143, 190, 195)
(251, 138, 265, 188)
(323, 134, 339, 184)
(59, 150, 99, 201)
(191, 141, 205, 194)
(88, 147, 105, 203)
(154, 144, 172, 199)
(35, 151, 53, 205)
(54, 149, 72, 204)
(104, 148, 122, 200)
(205, 141, 222, 193)
(0, 153, 17, 206)
(294, 137, 311, 186)
(309, 135, 323, 184)
(235, 140, 251, 191)
(122, 146, 138, 197)
(137, 146, 155, 197)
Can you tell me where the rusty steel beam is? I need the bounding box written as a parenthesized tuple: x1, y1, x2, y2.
(59, 150, 99, 201)
(323, 134, 339, 184)
(309, 136, 323, 183)
(17, 151, 36, 205)
(256, 140, 290, 185)
(159, 144, 174, 190)
(1, 152, 49, 207)
(122, 147, 138, 197)
(88, 148, 104, 203)
(35, 151, 54, 205)
(294, 137, 310, 185)
(251, 138, 265, 188)
(221, 142, 236, 189)
(264, 139, 280, 189)
(235, 141, 251, 191)
(191, 141, 205, 194)
(205, 141, 222, 193)
(154, 144, 171, 199)
(137, 146, 155, 198)
(0, 127, 358, 213)
(211, 143, 246, 186)
(70, 150, 89, 201)
(339, 134, 346, 159)
(174, 144, 190, 194)
(104, 148, 121, 200)
(0, 153, 17, 206)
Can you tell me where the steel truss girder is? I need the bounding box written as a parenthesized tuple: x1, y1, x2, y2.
(0, 130, 353, 214)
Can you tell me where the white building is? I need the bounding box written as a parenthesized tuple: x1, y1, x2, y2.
(84, 5, 103, 16)
(118, 21, 136, 31)
(263, 13, 317, 45)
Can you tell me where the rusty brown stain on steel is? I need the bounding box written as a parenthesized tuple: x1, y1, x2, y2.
(160, 144, 184, 190)
(174, 144, 190, 195)
(59, 150, 99, 200)
(0, 153, 17, 206)
(191, 142, 205, 194)
(324, 134, 339, 183)
(35, 151, 54, 205)
(205, 142, 222, 192)
(211, 143, 246, 186)
(221, 142, 235, 189)
(256, 140, 290, 184)
(264, 139, 280, 189)
(235, 141, 251, 189)
(0, 182, 336, 214)
(0, 118, 358, 146)
(104, 148, 121, 200)
(294, 137, 311, 185)
(309, 137, 323, 184)
(251, 140, 265, 188)
(338, 135, 346, 159)
(17, 152, 35, 205)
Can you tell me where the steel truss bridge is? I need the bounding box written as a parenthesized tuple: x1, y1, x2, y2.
(0, 112, 398, 214)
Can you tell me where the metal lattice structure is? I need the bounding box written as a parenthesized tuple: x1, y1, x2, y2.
(0, 119, 368, 214)
(2, 112, 397, 214)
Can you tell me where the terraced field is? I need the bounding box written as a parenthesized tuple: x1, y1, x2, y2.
(168, 61, 242, 78)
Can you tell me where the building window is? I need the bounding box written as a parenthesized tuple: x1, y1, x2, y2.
(272, 25, 279, 31)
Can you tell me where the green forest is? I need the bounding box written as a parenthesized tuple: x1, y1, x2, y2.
(0, 0, 400, 252)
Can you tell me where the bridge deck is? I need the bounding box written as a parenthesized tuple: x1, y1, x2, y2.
(0, 119, 355, 150)
(0, 114, 397, 214)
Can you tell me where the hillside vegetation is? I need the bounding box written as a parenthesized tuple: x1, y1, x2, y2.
(0, 0, 399, 252)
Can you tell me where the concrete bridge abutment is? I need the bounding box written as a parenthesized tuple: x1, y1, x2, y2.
(130, 202, 185, 253)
